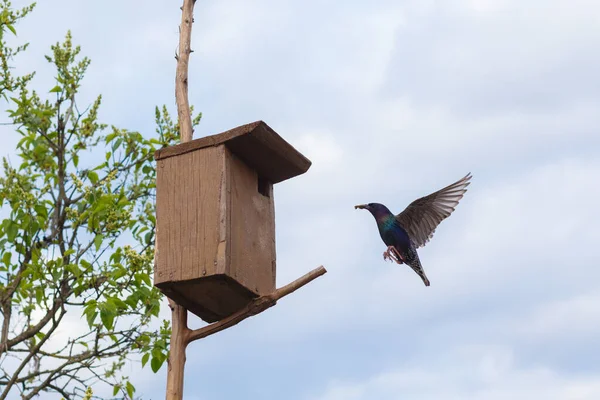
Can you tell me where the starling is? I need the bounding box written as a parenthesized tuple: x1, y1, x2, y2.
(355, 173, 472, 286)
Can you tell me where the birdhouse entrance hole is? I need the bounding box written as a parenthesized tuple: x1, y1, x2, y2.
(257, 175, 270, 197)
(153, 121, 312, 323)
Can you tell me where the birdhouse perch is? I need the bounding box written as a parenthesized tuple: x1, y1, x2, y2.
(153, 121, 311, 323)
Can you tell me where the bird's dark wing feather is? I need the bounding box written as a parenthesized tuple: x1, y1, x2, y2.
(395, 173, 472, 248)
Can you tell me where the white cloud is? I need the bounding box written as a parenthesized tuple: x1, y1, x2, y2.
(384, 0, 600, 115)
(313, 345, 600, 400)
(292, 132, 344, 172)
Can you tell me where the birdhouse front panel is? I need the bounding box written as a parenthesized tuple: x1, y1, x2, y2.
(155, 145, 224, 284)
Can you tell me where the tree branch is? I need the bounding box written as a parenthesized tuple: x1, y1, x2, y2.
(0, 302, 11, 354)
(0, 306, 65, 400)
(186, 266, 327, 344)
(2, 283, 72, 356)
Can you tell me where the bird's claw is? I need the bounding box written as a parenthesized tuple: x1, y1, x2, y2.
(383, 251, 392, 262)
(383, 246, 404, 264)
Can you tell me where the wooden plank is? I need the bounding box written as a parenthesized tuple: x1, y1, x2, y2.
(154, 158, 168, 284)
(268, 182, 276, 288)
(228, 151, 276, 295)
(155, 121, 262, 160)
(215, 146, 230, 276)
(154, 121, 312, 184)
(156, 276, 256, 323)
(155, 155, 182, 285)
(154, 146, 223, 286)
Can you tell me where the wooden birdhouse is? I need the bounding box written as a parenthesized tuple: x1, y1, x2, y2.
(153, 121, 311, 323)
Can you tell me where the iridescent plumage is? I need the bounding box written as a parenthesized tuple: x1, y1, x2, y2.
(355, 173, 472, 286)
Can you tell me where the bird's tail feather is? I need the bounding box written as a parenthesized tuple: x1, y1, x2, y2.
(408, 254, 430, 287)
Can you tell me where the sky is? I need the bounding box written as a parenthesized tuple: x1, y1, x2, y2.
(2, 0, 600, 399)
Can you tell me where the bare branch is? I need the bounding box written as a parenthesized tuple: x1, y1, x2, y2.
(0, 306, 66, 399)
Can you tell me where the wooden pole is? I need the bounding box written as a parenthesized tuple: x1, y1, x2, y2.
(165, 302, 189, 399)
(166, 0, 196, 398)
(175, 0, 196, 143)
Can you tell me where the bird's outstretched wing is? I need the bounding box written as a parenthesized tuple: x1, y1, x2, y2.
(395, 173, 472, 249)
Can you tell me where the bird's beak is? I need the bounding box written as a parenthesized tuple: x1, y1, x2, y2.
(354, 204, 368, 210)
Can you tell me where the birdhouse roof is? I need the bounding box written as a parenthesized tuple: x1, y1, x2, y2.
(154, 121, 312, 183)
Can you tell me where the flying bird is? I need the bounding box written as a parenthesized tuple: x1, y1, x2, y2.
(355, 173, 472, 286)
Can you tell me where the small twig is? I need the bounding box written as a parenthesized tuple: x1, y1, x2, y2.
(186, 266, 327, 344)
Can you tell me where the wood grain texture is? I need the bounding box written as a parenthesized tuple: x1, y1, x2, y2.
(228, 150, 276, 295)
(154, 121, 312, 184)
(165, 303, 188, 399)
(268, 177, 277, 286)
(158, 277, 256, 323)
(155, 146, 223, 287)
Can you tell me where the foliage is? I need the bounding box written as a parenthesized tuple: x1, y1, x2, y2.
(0, 2, 201, 398)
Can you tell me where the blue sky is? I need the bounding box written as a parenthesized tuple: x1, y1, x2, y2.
(2, 0, 600, 399)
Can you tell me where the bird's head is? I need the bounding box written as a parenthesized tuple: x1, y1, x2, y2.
(354, 203, 393, 218)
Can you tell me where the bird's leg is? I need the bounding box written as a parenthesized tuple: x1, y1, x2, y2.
(391, 247, 405, 264)
(383, 246, 393, 262)
(383, 246, 404, 264)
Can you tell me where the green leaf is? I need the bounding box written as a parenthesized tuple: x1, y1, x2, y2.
(80, 259, 92, 270)
(63, 248, 76, 257)
(86, 310, 97, 328)
(126, 381, 135, 398)
(105, 132, 117, 143)
(100, 308, 115, 331)
(94, 234, 103, 251)
(125, 294, 138, 308)
(112, 384, 120, 396)
(140, 273, 151, 286)
(49, 85, 62, 93)
(84, 300, 98, 327)
(35, 286, 43, 304)
(112, 138, 123, 152)
(144, 231, 152, 245)
(150, 356, 164, 373)
(34, 204, 48, 219)
(87, 170, 99, 184)
(6, 221, 18, 243)
(141, 353, 149, 368)
(111, 297, 127, 310)
(67, 263, 81, 277)
(104, 297, 118, 314)
(6, 24, 16, 35)
(2, 252, 11, 266)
